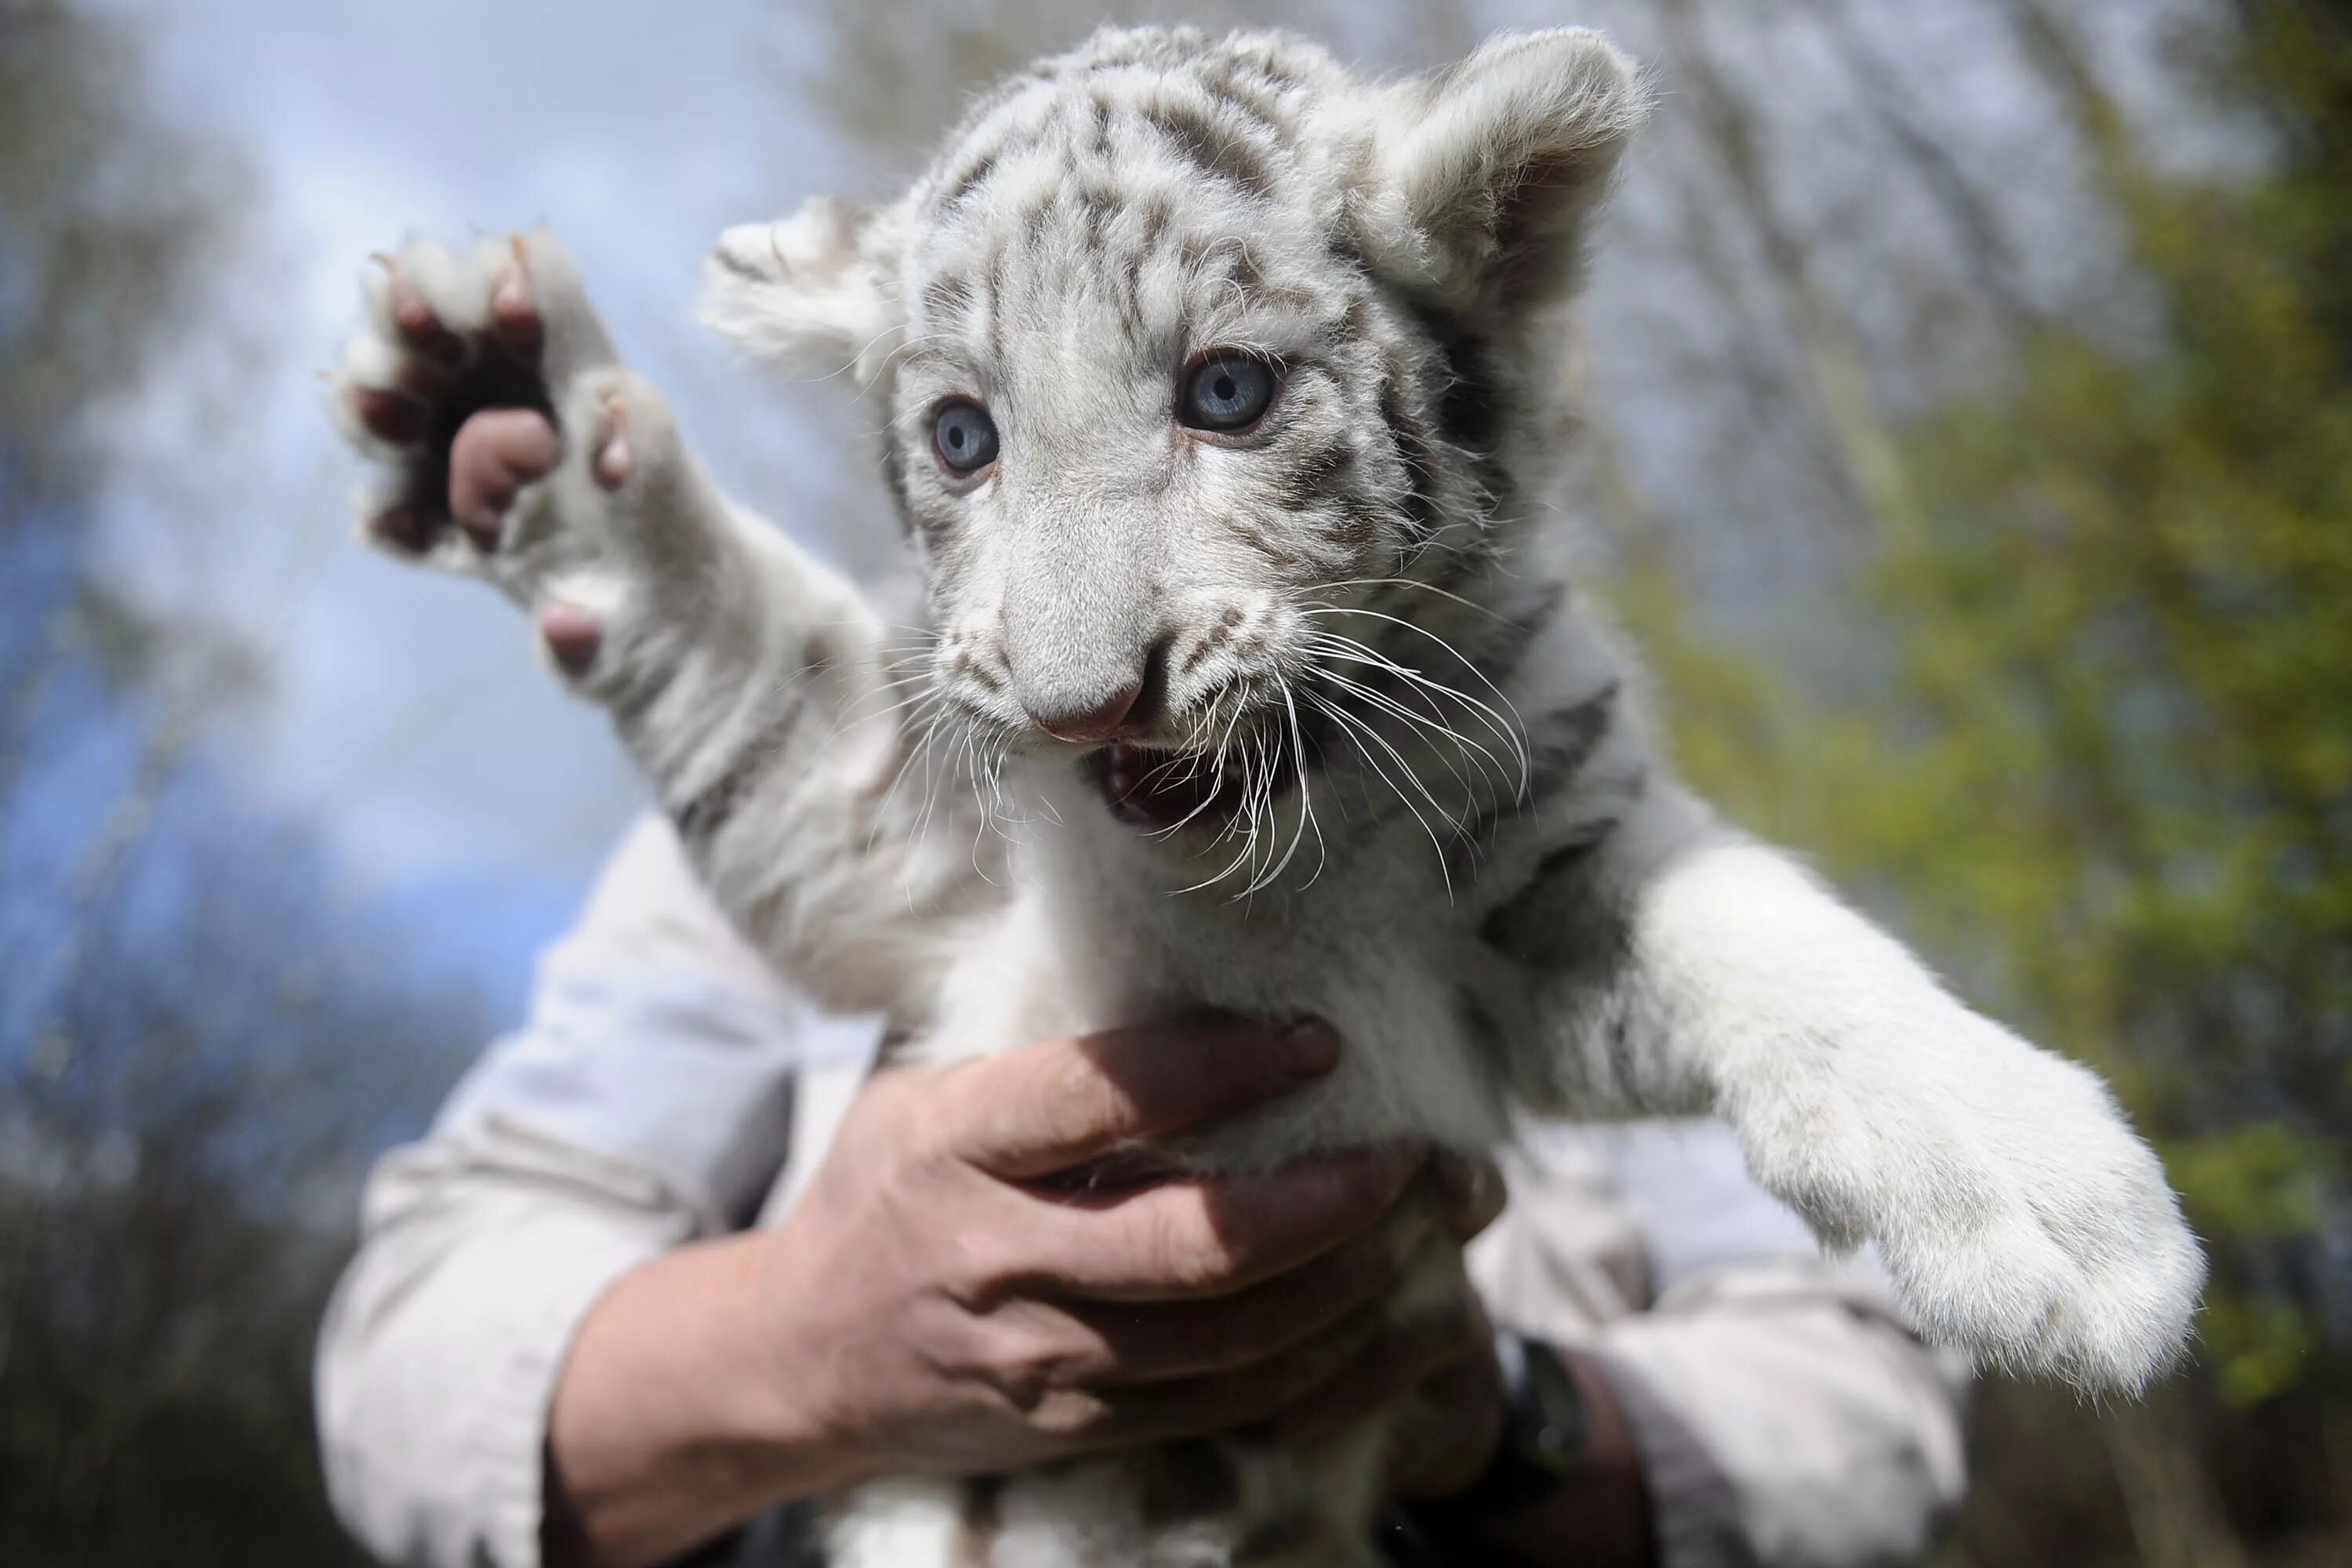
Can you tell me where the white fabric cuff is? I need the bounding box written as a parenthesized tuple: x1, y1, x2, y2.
(466, 1216, 668, 1568)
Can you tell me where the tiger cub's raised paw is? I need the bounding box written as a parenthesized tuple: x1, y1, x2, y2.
(328, 228, 710, 689)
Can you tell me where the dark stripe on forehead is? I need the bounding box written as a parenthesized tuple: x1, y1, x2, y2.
(1208, 239, 1262, 294)
(1088, 89, 1115, 158)
(1329, 293, 1371, 344)
(1076, 184, 1120, 252)
(922, 270, 974, 318)
(1193, 59, 1292, 134)
(1140, 98, 1277, 198)
(1022, 191, 1055, 247)
(1137, 194, 1175, 256)
(981, 244, 1006, 364)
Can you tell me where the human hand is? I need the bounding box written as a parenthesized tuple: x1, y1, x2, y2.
(753, 1019, 1499, 1480)
(545, 1018, 1507, 1567)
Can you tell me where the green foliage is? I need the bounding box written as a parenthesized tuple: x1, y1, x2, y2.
(1637, 2, 2352, 1433)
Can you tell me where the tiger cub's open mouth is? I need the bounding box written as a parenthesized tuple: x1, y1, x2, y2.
(1090, 742, 1296, 833)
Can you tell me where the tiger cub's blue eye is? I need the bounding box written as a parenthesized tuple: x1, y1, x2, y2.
(931, 400, 998, 474)
(1179, 355, 1276, 432)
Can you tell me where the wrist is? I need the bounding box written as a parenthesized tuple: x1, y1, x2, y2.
(546, 1231, 868, 1568)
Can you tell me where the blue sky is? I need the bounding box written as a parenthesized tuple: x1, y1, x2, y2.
(86, 0, 887, 1011)
(75, 0, 2109, 1021)
(85, 0, 1520, 1016)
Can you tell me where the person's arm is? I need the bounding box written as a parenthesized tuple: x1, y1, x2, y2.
(321, 816, 1501, 1568)
(315, 816, 846, 1568)
(543, 1021, 1506, 1568)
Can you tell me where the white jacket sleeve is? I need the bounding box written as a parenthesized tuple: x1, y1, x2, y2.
(314, 816, 878, 1568)
(1472, 1120, 1972, 1568)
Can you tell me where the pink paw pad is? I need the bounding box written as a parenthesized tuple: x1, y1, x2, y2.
(538, 603, 603, 673)
(448, 408, 562, 547)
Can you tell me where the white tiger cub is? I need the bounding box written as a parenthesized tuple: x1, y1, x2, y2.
(331, 24, 2204, 1567)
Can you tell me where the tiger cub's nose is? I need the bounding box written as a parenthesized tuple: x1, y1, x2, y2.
(1025, 681, 1145, 745)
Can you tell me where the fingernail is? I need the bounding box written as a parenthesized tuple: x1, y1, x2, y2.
(1279, 1019, 1341, 1080)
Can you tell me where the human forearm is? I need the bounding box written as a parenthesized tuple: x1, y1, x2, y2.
(544, 1231, 866, 1568)
(544, 1021, 1492, 1568)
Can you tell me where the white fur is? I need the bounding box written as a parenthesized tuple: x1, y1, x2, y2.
(334, 24, 2204, 1568)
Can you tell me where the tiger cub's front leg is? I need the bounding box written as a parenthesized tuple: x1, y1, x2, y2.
(329, 230, 987, 1020)
(1511, 812, 2205, 1392)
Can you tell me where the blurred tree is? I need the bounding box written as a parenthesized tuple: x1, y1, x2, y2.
(779, 0, 1476, 177)
(1611, 2, 2351, 1564)
(0, 4, 480, 1564)
(765, 2, 2352, 1562)
(1, 783, 477, 1568)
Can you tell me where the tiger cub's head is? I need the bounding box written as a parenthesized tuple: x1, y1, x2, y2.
(706, 25, 1645, 848)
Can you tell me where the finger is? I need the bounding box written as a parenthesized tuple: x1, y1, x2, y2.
(950, 1016, 1343, 1180)
(1430, 1152, 1506, 1240)
(1028, 1143, 1423, 1302)
(1269, 1300, 1486, 1446)
(1087, 1301, 1392, 1451)
(448, 407, 562, 543)
(1073, 1192, 1442, 1383)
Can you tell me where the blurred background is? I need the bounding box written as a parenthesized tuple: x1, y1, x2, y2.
(2, 0, 2344, 1563)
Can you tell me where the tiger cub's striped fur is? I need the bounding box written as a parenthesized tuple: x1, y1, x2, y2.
(337, 24, 2202, 1567)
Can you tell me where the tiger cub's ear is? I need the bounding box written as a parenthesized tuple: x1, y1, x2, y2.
(701, 196, 907, 385)
(1358, 29, 1648, 316)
